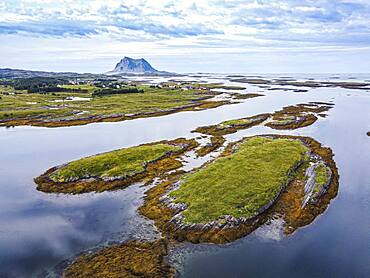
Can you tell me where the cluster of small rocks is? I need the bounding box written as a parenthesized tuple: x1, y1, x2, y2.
(302, 160, 332, 208)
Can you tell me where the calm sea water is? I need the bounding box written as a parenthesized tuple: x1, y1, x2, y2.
(0, 74, 369, 277)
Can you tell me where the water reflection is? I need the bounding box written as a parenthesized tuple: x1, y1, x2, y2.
(0, 74, 369, 277)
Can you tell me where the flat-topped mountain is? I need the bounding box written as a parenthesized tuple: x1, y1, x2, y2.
(112, 57, 158, 73)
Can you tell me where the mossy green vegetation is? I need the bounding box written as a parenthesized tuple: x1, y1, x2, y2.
(139, 135, 339, 244)
(35, 138, 198, 194)
(50, 144, 180, 182)
(159, 82, 245, 91)
(229, 78, 370, 90)
(269, 137, 339, 234)
(193, 113, 270, 136)
(192, 102, 333, 136)
(220, 118, 253, 127)
(63, 240, 174, 278)
(312, 163, 331, 197)
(170, 137, 308, 223)
(199, 83, 246, 90)
(232, 93, 264, 99)
(195, 136, 225, 157)
(60, 84, 97, 92)
(269, 114, 296, 125)
(265, 102, 333, 130)
(315, 164, 329, 188)
(0, 84, 226, 127)
(0, 85, 25, 93)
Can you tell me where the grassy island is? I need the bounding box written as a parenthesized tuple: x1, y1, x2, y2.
(170, 137, 308, 223)
(231, 92, 264, 99)
(63, 240, 174, 278)
(0, 83, 229, 127)
(229, 78, 370, 90)
(57, 135, 339, 276)
(193, 113, 270, 136)
(193, 102, 334, 136)
(265, 102, 333, 130)
(35, 138, 198, 194)
(159, 82, 246, 91)
(139, 135, 339, 243)
(50, 143, 180, 183)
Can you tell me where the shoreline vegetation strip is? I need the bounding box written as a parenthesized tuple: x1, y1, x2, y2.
(62, 134, 339, 277)
(138, 135, 339, 244)
(34, 138, 198, 194)
(0, 82, 260, 127)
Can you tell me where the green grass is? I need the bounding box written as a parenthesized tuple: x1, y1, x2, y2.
(196, 83, 246, 90)
(60, 84, 97, 92)
(0, 85, 24, 93)
(0, 108, 67, 120)
(160, 82, 245, 91)
(50, 143, 181, 182)
(0, 84, 212, 123)
(220, 118, 252, 127)
(170, 137, 308, 223)
(272, 115, 296, 124)
(86, 86, 207, 116)
(314, 164, 329, 193)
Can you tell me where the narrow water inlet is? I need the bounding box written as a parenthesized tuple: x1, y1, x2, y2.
(0, 73, 370, 278)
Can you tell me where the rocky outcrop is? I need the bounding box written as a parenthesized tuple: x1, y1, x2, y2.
(302, 162, 332, 207)
(112, 57, 158, 73)
(63, 239, 175, 278)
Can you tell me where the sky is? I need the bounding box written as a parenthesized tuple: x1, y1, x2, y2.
(0, 0, 370, 73)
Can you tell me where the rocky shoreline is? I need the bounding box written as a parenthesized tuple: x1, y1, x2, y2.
(195, 135, 226, 157)
(63, 239, 175, 278)
(0, 98, 230, 128)
(52, 134, 339, 275)
(193, 113, 270, 136)
(229, 78, 370, 90)
(34, 138, 198, 194)
(192, 102, 334, 136)
(265, 102, 333, 130)
(139, 135, 339, 244)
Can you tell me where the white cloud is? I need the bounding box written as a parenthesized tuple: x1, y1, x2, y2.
(0, 0, 369, 73)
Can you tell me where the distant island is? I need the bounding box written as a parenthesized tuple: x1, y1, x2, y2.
(107, 56, 171, 75)
(111, 57, 158, 73)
